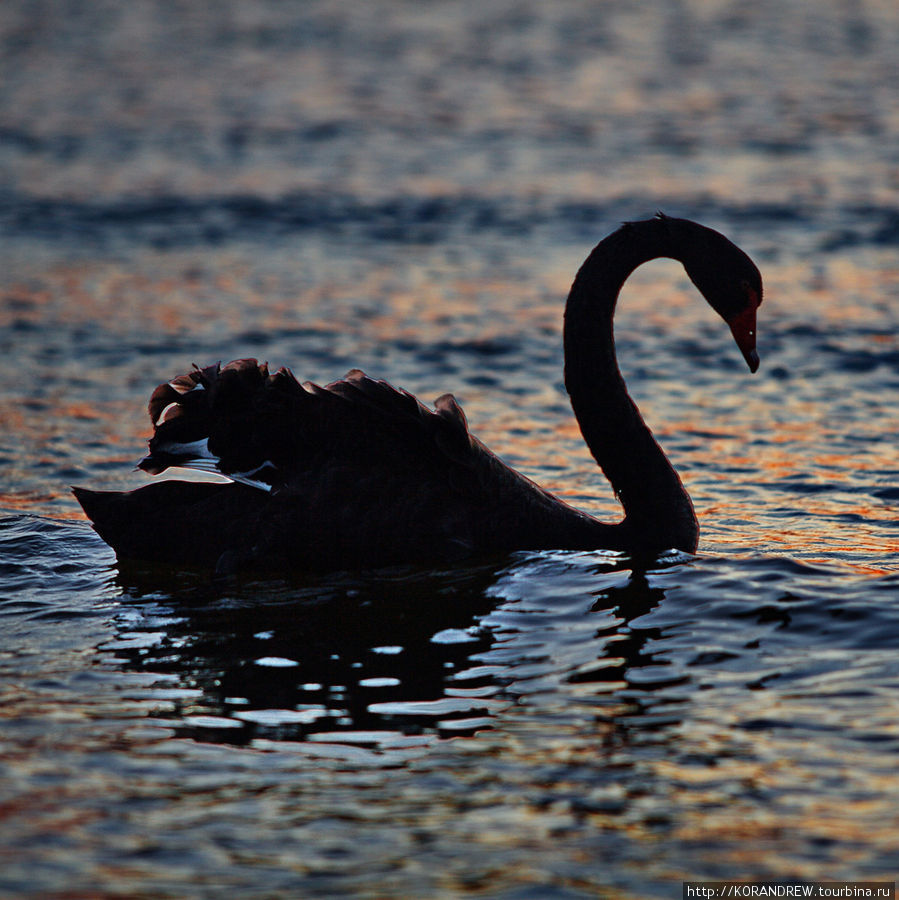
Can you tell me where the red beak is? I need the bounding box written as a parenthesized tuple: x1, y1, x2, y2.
(727, 298, 760, 373)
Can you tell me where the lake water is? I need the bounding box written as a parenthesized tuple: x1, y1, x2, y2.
(1, 1, 898, 897)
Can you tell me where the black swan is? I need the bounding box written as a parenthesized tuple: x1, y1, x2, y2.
(74, 214, 762, 573)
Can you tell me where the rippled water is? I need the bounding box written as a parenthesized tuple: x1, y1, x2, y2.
(1, 2, 898, 897)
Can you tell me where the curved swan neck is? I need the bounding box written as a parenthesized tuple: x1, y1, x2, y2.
(563, 217, 699, 553)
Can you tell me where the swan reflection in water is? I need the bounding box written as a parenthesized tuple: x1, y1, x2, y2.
(104, 552, 677, 750)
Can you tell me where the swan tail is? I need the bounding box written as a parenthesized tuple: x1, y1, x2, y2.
(140, 359, 286, 490)
(139, 359, 478, 492)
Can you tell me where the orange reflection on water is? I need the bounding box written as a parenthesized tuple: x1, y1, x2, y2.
(636, 680, 899, 881)
(689, 410, 898, 574)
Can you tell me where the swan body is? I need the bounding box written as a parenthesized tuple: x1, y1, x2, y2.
(74, 214, 763, 573)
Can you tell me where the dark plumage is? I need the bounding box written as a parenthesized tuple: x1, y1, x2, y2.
(74, 215, 763, 573)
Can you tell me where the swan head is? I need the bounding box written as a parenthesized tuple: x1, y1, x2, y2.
(664, 215, 764, 373)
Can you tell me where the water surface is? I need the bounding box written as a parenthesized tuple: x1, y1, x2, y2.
(1, 2, 897, 897)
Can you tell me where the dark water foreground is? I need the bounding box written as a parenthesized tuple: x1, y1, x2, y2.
(2, 1, 898, 897)
(2, 516, 898, 897)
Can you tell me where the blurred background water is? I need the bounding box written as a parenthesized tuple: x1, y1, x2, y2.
(1, 1, 897, 897)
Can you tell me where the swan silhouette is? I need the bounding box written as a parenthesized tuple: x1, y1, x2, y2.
(74, 214, 762, 573)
